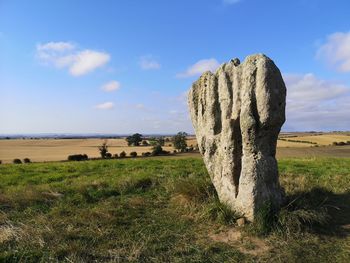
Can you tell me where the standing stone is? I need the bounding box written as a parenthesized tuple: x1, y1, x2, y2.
(188, 54, 286, 221)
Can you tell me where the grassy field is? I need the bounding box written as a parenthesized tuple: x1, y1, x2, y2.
(1, 133, 350, 163)
(0, 157, 349, 262)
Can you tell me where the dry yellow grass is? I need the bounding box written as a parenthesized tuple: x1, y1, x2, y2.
(276, 140, 310, 148)
(0, 138, 174, 163)
(1, 133, 350, 163)
(291, 134, 350, 145)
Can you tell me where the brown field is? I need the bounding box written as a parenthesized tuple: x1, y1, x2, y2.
(0, 138, 174, 164)
(0, 133, 350, 163)
(288, 134, 350, 145)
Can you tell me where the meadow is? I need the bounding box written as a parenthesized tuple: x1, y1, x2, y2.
(0, 157, 349, 262)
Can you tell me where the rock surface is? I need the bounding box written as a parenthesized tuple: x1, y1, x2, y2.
(188, 54, 286, 221)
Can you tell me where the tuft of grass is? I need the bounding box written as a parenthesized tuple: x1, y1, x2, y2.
(247, 191, 332, 237)
(203, 198, 240, 225)
(169, 176, 215, 203)
(246, 201, 279, 236)
(116, 176, 156, 194)
(277, 207, 329, 236)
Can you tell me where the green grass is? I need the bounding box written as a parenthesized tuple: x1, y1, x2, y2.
(0, 157, 349, 262)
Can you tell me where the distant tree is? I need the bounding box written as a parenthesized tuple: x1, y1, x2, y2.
(119, 151, 126, 158)
(130, 151, 137, 157)
(141, 140, 149, 146)
(13, 159, 22, 164)
(156, 137, 165, 146)
(149, 137, 165, 146)
(113, 153, 119, 159)
(173, 132, 188, 152)
(98, 140, 109, 159)
(23, 158, 31, 163)
(126, 133, 143, 146)
(106, 152, 112, 159)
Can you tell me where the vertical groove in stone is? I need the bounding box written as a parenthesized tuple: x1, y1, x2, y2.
(250, 67, 260, 135)
(232, 117, 242, 197)
(212, 77, 222, 135)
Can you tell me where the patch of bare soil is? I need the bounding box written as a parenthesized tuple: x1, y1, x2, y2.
(210, 228, 270, 256)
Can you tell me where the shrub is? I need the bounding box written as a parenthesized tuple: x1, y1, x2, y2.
(0, 160, 2, 164)
(142, 152, 151, 157)
(113, 153, 119, 159)
(68, 154, 88, 161)
(23, 158, 31, 163)
(105, 152, 112, 159)
(130, 151, 137, 157)
(141, 140, 149, 146)
(13, 159, 22, 164)
(152, 145, 164, 156)
(98, 140, 109, 159)
(119, 151, 126, 158)
(333, 141, 349, 146)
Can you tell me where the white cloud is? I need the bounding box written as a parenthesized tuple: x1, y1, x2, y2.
(177, 58, 220, 78)
(37, 42, 75, 52)
(223, 0, 241, 4)
(284, 73, 350, 131)
(36, 41, 110, 76)
(139, 55, 161, 70)
(316, 31, 350, 72)
(94, 102, 114, 110)
(101, 81, 121, 92)
(69, 50, 110, 76)
(285, 73, 348, 102)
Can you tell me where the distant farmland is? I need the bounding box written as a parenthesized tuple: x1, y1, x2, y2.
(0, 133, 350, 163)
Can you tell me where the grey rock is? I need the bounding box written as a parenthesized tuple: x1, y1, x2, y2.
(188, 54, 286, 221)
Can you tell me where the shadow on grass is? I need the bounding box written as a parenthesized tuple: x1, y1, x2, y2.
(282, 187, 350, 237)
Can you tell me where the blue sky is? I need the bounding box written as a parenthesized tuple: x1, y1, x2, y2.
(1, 0, 350, 134)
